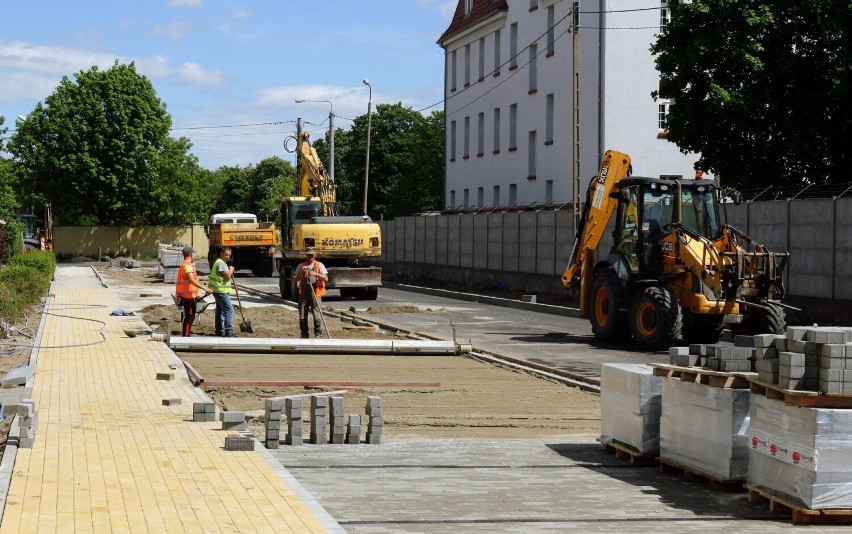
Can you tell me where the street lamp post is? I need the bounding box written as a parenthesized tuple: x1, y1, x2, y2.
(362, 79, 372, 216)
(294, 99, 334, 183)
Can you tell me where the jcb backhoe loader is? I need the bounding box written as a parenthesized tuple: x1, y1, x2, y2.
(562, 151, 788, 350)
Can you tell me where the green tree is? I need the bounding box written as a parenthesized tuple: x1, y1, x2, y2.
(248, 157, 296, 220)
(330, 103, 443, 219)
(652, 0, 851, 188)
(8, 62, 207, 225)
(212, 165, 251, 213)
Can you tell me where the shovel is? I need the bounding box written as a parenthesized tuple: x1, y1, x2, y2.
(232, 282, 254, 333)
(306, 280, 332, 339)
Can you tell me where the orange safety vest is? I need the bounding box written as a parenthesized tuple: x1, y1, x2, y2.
(297, 261, 326, 297)
(175, 258, 200, 299)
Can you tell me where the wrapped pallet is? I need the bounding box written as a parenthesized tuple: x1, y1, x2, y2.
(660, 379, 751, 480)
(600, 363, 663, 454)
(748, 394, 852, 509)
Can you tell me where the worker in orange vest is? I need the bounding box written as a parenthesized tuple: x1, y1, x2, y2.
(292, 247, 328, 338)
(694, 163, 704, 179)
(175, 246, 210, 337)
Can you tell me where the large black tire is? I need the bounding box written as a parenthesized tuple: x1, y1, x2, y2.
(256, 258, 274, 278)
(682, 313, 725, 345)
(339, 287, 357, 299)
(208, 247, 220, 269)
(363, 286, 379, 301)
(736, 300, 787, 336)
(279, 267, 295, 300)
(590, 269, 629, 342)
(628, 286, 683, 351)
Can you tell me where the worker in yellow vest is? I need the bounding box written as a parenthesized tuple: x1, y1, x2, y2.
(209, 247, 237, 337)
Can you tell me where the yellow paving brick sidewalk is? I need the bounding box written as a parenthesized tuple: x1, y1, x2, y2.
(1, 266, 340, 533)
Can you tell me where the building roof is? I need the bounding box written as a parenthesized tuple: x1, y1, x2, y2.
(438, 0, 509, 46)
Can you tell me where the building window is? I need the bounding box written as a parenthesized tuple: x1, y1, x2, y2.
(509, 104, 517, 150)
(545, 93, 554, 144)
(450, 189, 456, 208)
(658, 102, 670, 131)
(464, 44, 471, 86)
(463, 0, 472, 16)
(493, 185, 500, 207)
(478, 37, 485, 81)
(477, 187, 484, 208)
(493, 107, 501, 153)
(528, 43, 538, 93)
(509, 22, 518, 70)
(493, 29, 501, 75)
(547, 6, 555, 56)
(450, 120, 457, 161)
(546, 180, 554, 204)
(463, 188, 470, 208)
(509, 183, 518, 206)
(463, 116, 470, 158)
(451, 50, 457, 91)
(528, 131, 537, 179)
(477, 112, 485, 157)
(530, 0, 538, 10)
(660, 1, 671, 33)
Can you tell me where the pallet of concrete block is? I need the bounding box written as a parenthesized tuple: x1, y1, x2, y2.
(158, 244, 184, 284)
(598, 363, 662, 462)
(746, 392, 852, 522)
(654, 363, 751, 486)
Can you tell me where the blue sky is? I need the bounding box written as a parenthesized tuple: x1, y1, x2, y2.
(1, 0, 456, 170)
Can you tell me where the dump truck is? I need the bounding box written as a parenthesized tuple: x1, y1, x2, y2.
(562, 150, 789, 350)
(275, 130, 382, 300)
(205, 213, 276, 277)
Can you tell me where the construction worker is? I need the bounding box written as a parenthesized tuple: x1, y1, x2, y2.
(292, 247, 328, 339)
(175, 246, 210, 337)
(209, 247, 237, 337)
(694, 163, 704, 179)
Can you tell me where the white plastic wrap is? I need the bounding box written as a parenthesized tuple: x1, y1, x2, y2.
(600, 363, 663, 454)
(659, 379, 751, 480)
(748, 394, 852, 509)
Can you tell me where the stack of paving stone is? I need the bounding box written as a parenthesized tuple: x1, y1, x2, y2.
(284, 397, 303, 445)
(192, 401, 216, 422)
(600, 363, 663, 454)
(264, 398, 284, 449)
(224, 432, 255, 451)
(157, 244, 184, 284)
(13, 399, 37, 449)
(659, 377, 751, 480)
(751, 326, 852, 392)
(329, 397, 346, 444)
(220, 411, 246, 431)
(310, 396, 328, 444)
(365, 396, 383, 444)
(346, 414, 361, 444)
(705, 341, 754, 372)
(748, 394, 852, 509)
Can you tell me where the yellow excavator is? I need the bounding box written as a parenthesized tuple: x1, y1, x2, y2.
(562, 151, 788, 350)
(276, 130, 382, 300)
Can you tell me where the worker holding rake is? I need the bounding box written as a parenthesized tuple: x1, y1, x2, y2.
(293, 247, 329, 339)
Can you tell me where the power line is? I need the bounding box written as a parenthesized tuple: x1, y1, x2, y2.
(170, 120, 296, 131)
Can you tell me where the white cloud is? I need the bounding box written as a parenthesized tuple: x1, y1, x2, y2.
(151, 20, 197, 39)
(168, 0, 203, 7)
(0, 40, 225, 96)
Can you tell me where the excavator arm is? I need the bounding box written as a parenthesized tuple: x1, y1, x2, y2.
(562, 150, 632, 290)
(297, 132, 338, 216)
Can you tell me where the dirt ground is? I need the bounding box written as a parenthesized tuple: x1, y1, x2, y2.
(5, 263, 601, 443)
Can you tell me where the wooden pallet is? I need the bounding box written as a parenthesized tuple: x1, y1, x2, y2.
(749, 378, 852, 408)
(652, 363, 755, 389)
(657, 456, 744, 492)
(746, 484, 852, 524)
(596, 438, 657, 465)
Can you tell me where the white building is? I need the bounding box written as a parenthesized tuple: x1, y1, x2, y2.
(438, 0, 701, 211)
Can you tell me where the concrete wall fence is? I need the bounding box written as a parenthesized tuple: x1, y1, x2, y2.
(377, 197, 852, 302)
(50, 198, 851, 302)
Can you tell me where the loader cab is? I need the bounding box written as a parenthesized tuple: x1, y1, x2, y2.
(612, 177, 722, 277)
(280, 197, 322, 249)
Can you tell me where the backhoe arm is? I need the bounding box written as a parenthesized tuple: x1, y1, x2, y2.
(297, 132, 338, 216)
(562, 151, 632, 290)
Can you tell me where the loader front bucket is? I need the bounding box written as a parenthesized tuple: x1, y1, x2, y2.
(327, 266, 382, 289)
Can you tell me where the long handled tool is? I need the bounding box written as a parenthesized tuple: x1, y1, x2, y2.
(232, 282, 255, 333)
(306, 280, 332, 339)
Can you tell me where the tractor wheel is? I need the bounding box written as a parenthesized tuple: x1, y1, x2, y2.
(208, 247, 220, 269)
(737, 300, 787, 336)
(629, 286, 683, 351)
(363, 286, 379, 301)
(279, 267, 295, 300)
(339, 288, 356, 299)
(590, 269, 628, 342)
(682, 313, 725, 345)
